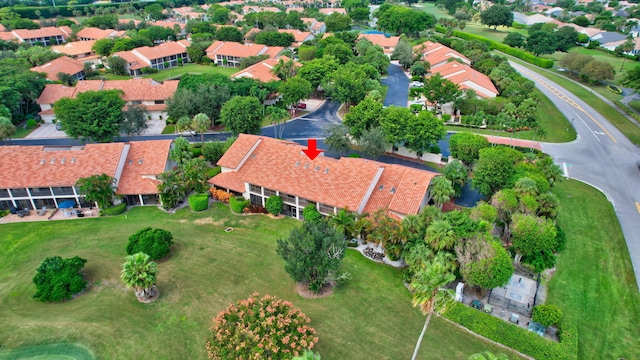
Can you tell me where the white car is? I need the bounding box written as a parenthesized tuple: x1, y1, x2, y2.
(410, 81, 424, 88)
(180, 129, 197, 136)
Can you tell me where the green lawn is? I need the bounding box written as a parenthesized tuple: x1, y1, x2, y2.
(549, 180, 640, 359)
(543, 47, 636, 83)
(12, 125, 36, 139)
(0, 205, 525, 360)
(629, 100, 640, 114)
(143, 64, 237, 82)
(507, 56, 640, 146)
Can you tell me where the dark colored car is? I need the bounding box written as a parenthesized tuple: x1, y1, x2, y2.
(296, 103, 307, 109)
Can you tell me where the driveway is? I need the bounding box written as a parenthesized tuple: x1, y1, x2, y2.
(381, 63, 409, 107)
(25, 123, 67, 139)
(511, 61, 640, 290)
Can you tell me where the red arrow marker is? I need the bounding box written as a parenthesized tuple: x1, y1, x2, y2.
(302, 138, 322, 160)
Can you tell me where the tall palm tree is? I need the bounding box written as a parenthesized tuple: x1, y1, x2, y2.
(430, 176, 455, 209)
(330, 208, 356, 240)
(191, 113, 210, 145)
(425, 220, 456, 251)
(265, 106, 289, 138)
(121, 252, 158, 302)
(271, 58, 297, 81)
(410, 258, 456, 360)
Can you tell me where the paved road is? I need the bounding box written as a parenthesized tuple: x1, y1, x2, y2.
(261, 101, 342, 140)
(381, 63, 409, 107)
(511, 62, 640, 290)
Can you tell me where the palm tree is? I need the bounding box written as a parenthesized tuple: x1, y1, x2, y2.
(176, 116, 192, 137)
(121, 252, 159, 302)
(430, 176, 455, 209)
(191, 113, 210, 145)
(425, 220, 456, 251)
(271, 58, 297, 81)
(330, 208, 356, 240)
(410, 258, 456, 360)
(265, 106, 289, 138)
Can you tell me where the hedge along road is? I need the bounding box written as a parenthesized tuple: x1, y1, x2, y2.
(511, 61, 640, 291)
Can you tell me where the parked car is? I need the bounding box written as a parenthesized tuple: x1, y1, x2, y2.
(410, 81, 424, 88)
(180, 129, 197, 136)
(55, 122, 62, 131)
(296, 103, 307, 109)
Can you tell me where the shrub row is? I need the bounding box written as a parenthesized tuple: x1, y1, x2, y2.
(443, 303, 577, 360)
(615, 101, 640, 122)
(101, 202, 127, 216)
(188, 193, 209, 212)
(435, 26, 554, 68)
(229, 196, 250, 213)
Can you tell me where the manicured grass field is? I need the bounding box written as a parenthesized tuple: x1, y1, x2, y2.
(508, 57, 640, 146)
(0, 204, 524, 360)
(143, 64, 237, 82)
(549, 180, 640, 359)
(628, 100, 640, 114)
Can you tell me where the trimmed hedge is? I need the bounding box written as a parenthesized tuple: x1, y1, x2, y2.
(435, 26, 554, 68)
(188, 193, 209, 212)
(126, 227, 174, 260)
(101, 202, 127, 216)
(265, 195, 283, 215)
(443, 303, 577, 360)
(229, 196, 250, 213)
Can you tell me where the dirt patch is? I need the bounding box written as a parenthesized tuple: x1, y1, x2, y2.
(296, 281, 335, 299)
(194, 217, 215, 225)
(178, 219, 188, 223)
(267, 214, 285, 220)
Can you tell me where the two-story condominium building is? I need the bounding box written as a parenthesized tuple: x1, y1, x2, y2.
(205, 41, 283, 67)
(231, 56, 301, 83)
(413, 41, 471, 68)
(0, 140, 173, 211)
(209, 134, 439, 220)
(75, 27, 125, 41)
(11, 26, 72, 46)
(37, 78, 179, 122)
(52, 40, 97, 60)
(277, 29, 315, 47)
(431, 61, 499, 98)
(30, 56, 86, 82)
(357, 33, 401, 56)
(112, 40, 190, 76)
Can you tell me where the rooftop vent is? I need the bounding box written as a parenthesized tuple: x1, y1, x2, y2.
(71, 158, 76, 163)
(314, 165, 320, 172)
(50, 158, 55, 164)
(40, 159, 45, 165)
(323, 168, 329, 174)
(61, 158, 66, 164)
(378, 185, 384, 191)
(295, 161, 300, 167)
(138, 159, 143, 165)
(304, 163, 309, 169)
(128, 159, 133, 165)
(250, 153, 257, 159)
(390, 187, 396, 194)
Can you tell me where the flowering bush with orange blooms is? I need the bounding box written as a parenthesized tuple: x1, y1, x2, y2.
(206, 293, 318, 360)
(209, 188, 231, 203)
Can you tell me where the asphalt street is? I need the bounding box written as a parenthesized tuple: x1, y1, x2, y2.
(381, 63, 410, 107)
(511, 62, 640, 290)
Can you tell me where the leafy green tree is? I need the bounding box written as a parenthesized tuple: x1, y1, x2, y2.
(480, 5, 514, 29)
(0, 57, 47, 118)
(455, 234, 513, 289)
(187, 42, 210, 64)
(359, 127, 388, 159)
(379, 106, 414, 147)
(377, 5, 435, 36)
(581, 60, 615, 85)
(323, 63, 371, 108)
(367, 209, 407, 260)
(298, 57, 339, 94)
(121, 252, 158, 302)
(144, 3, 165, 21)
(139, 26, 176, 43)
(503, 32, 525, 48)
(266, 195, 283, 216)
(107, 55, 128, 75)
(555, 26, 578, 52)
(325, 12, 352, 32)
(0, 116, 15, 144)
(615, 39, 635, 72)
(54, 90, 125, 142)
(532, 304, 563, 327)
(75, 173, 115, 209)
(349, 7, 370, 23)
(358, 45, 390, 75)
(32, 255, 88, 302)
(279, 76, 312, 110)
(302, 204, 323, 222)
(472, 146, 524, 197)
(271, 58, 297, 81)
(182, 157, 210, 193)
(526, 31, 557, 56)
(121, 105, 148, 139)
(324, 124, 351, 156)
(265, 106, 289, 138)
(344, 97, 383, 138)
(423, 74, 460, 114)
(214, 26, 243, 42)
(405, 110, 446, 155)
(392, 39, 414, 69)
(126, 227, 174, 260)
(16, 45, 62, 67)
(425, 219, 456, 251)
(167, 85, 232, 124)
(276, 219, 347, 292)
(192, 112, 210, 144)
(324, 42, 353, 64)
(255, 31, 295, 47)
(443, 160, 468, 197)
(430, 176, 456, 209)
(157, 169, 187, 209)
(511, 213, 558, 271)
(220, 96, 264, 135)
(573, 15, 590, 27)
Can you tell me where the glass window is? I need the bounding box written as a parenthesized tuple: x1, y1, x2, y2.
(0, 189, 8, 197)
(52, 187, 74, 195)
(9, 188, 28, 197)
(249, 184, 261, 193)
(280, 192, 296, 204)
(318, 203, 334, 215)
(29, 187, 52, 197)
(250, 194, 262, 206)
(264, 188, 277, 197)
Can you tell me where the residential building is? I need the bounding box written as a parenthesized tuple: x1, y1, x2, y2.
(302, 18, 327, 35)
(590, 31, 628, 47)
(11, 26, 72, 46)
(112, 40, 190, 76)
(231, 56, 300, 83)
(431, 61, 499, 98)
(358, 33, 401, 56)
(414, 41, 471, 69)
(37, 78, 179, 122)
(603, 37, 640, 54)
(30, 56, 86, 82)
(75, 27, 125, 41)
(206, 41, 283, 67)
(277, 29, 315, 47)
(52, 40, 97, 60)
(209, 134, 439, 219)
(319, 8, 347, 15)
(243, 5, 282, 14)
(0, 140, 173, 211)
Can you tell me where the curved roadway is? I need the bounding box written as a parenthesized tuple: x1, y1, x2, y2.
(511, 62, 640, 290)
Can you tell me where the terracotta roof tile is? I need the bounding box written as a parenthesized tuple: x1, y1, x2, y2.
(210, 135, 438, 216)
(52, 40, 96, 56)
(319, 8, 346, 14)
(414, 41, 470, 68)
(132, 41, 188, 61)
(12, 26, 71, 41)
(358, 34, 400, 49)
(30, 56, 85, 81)
(231, 57, 300, 83)
(76, 27, 121, 40)
(0, 143, 125, 188)
(37, 79, 179, 105)
(0, 32, 16, 41)
(116, 140, 172, 195)
(206, 41, 283, 59)
(431, 62, 498, 98)
(278, 29, 314, 45)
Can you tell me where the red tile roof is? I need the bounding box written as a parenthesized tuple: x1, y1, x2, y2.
(210, 135, 439, 216)
(116, 140, 172, 195)
(319, 8, 346, 14)
(414, 41, 470, 68)
(37, 79, 179, 105)
(0, 32, 16, 41)
(52, 40, 96, 57)
(0, 143, 125, 188)
(132, 40, 188, 61)
(76, 27, 122, 40)
(231, 57, 300, 83)
(30, 56, 85, 81)
(206, 41, 283, 59)
(431, 61, 498, 98)
(12, 26, 71, 41)
(278, 29, 314, 44)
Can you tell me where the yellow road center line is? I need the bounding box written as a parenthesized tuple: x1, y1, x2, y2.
(636, 202, 640, 214)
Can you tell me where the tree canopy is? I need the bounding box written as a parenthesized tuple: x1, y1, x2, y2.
(480, 5, 514, 29)
(220, 96, 263, 136)
(472, 146, 524, 197)
(449, 132, 490, 165)
(32, 255, 88, 302)
(344, 97, 383, 138)
(75, 173, 115, 209)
